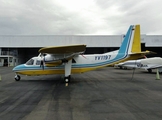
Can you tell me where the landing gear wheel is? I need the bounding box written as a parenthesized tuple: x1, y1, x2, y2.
(148, 69, 152, 73)
(123, 67, 127, 70)
(64, 75, 71, 83)
(119, 66, 123, 69)
(15, 75, 21, 81)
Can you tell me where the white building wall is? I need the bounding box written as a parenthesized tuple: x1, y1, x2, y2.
(0, 34, 161, 48)
(0, 35, 124, 48)
(145, 35, 162, 47)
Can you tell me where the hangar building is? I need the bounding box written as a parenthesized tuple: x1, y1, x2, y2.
(0, 34, 162, 66)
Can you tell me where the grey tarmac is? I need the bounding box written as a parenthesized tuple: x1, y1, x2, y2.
(0, 67, 162, 120)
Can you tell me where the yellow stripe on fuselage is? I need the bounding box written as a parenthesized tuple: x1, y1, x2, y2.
(16, 67, 97, 76)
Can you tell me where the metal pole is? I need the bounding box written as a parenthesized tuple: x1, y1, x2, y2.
(8, 48, 9, 67)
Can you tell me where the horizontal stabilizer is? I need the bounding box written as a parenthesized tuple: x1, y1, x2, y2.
(130, 50, 156, 56)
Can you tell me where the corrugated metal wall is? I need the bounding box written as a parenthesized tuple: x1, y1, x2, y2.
(0, 35, 124, 47)
(0, 34, 162, 48)
(0, 35, 162, 48)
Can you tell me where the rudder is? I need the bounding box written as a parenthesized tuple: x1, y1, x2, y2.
(131, 25, 141, 53)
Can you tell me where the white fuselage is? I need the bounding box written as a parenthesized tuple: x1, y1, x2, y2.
(116, 57, 162, 72)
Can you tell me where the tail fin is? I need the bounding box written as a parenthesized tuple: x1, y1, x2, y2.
(131, 25, 141, 53)
(118, 25, 155, 58)
(118, 25, 141, 54)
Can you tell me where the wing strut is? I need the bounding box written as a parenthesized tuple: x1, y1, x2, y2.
(64, 59, 72, 83)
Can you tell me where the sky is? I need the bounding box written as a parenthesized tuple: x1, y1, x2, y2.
(0, 0, 162, 35)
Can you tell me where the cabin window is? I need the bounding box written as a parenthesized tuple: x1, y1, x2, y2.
(26, 59, 34, 65)
(36, 60, 41, 65)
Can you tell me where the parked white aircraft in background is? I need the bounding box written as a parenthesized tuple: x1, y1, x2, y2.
(115, 57, 162, 73)
(13, 25, 152, 82)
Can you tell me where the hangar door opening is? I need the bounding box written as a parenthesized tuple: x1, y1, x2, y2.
(17, 48, 40, 64)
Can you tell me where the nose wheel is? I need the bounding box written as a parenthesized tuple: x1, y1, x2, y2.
(15, 75, 21, 81)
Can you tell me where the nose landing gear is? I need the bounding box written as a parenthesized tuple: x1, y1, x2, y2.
(15, 75, 21, 81)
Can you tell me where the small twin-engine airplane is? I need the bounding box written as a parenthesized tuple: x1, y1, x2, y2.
(115, 57, 162, 73)
(13, 25, 151, 82)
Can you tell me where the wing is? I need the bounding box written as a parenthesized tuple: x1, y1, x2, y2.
(39, 44, 86, 66)
(39, 44, 86, 54)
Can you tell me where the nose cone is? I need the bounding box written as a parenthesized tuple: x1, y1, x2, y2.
(13, 64, 25, 71)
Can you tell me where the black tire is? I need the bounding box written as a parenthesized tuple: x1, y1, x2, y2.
(148, 69, 152, 73)
(15, 75, 21, 81)
(123, 67, 127, 70)
(64, 75, 71, 83)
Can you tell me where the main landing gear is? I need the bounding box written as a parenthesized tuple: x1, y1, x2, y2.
(15, 75, 21, 81)
(64, 75, 71, 83)
(64, 59, 72, 83)
(148, 69, 152, 73)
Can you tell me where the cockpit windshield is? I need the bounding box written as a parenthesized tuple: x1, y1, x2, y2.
(26, 59, 34, 65)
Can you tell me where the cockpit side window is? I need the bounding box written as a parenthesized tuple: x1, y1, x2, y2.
(26, 59, 34, 65)
(36, 60, 41, 65)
